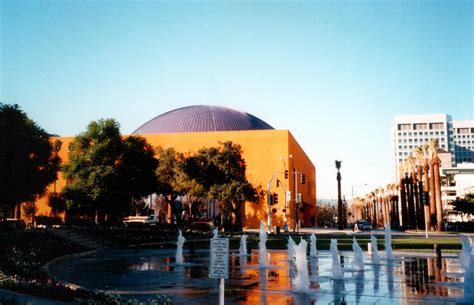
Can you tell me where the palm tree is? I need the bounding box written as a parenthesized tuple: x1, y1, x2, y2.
(365, 194, 372, 223)
(369, 191, 377, 227)
(399, 163, 408, 230)
(389, 183, 400, 229)
(417, 144, 433, 230)
(425, 143, 437, 230)
(413, 147, 427, 230)
(405, 156, 417, 229)
(429, 139, 443, 232)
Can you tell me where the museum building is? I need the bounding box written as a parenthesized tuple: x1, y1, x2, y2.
(33, 105, 316, 230)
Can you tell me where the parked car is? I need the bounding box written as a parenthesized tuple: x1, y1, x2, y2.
(123, 215, 158, 226)
(353, 220, 372, 231)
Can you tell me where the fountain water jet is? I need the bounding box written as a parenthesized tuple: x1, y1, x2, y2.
(310, 234, 317, 258)
(460, 236, 474, 302)
(384, 223, 394, 260)
(288, 236, 296, 263)
(175, 230, 185, 265)
(213, 228, 218, 239)
(292, 238, 310, 293)
(460, 235, 472, 270)
(370, 235, 380, 265)
(239, 234, 248, 256)
(330, 239, 343, 279)
(352, 237, 364, 271)
(259, 221, 267, 268)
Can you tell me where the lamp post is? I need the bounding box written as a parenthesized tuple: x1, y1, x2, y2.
(267, 171, 278, 233)
(280, 157, 288, 229)
(335, 160, 343, 230)
(289, 154, 298, 233)
(351, 183, 368, 222)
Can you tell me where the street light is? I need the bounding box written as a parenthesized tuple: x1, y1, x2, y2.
(335, 160, 343, 230)
(351, 183, 368, 222)
(279, 157, 288, 231)
(289, 154, 299, 233)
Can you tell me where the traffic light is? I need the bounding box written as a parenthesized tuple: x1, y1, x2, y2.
(422, 191, 429, 205)
(273, 193, 278, 204)
(301, 174, 306, 184)
(285, 170, 289, 179)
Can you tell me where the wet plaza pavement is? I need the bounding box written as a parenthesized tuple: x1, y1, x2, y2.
(46, 248, 471, 304)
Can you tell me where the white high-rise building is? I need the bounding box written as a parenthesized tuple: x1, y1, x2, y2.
(392, 114, 474, 178)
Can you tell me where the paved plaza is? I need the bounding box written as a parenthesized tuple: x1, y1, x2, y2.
(45, 246, 472, 305)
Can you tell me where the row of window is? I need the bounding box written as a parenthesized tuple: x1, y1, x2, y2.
(455, 127, 474, 134)
(397, 123, 445, 131)
(454, 135, 473, 138)
(397, 144, 446, 151)
(397, 131, 445, 136)
(398, 156, 474, 163)
(456, 151, 474, 156)
(397, 138, 445, 144)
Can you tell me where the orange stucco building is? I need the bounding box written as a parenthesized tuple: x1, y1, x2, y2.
(31, 106, 316, 230)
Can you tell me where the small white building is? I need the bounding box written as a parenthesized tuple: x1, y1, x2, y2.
(442, 163, 474, 222)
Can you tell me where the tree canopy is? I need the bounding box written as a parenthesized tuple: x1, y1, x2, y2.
(154, 141, 262, 230)
(0, 104, 61, 220)
(451, 193, 474, 219)
(62, 119, 157, 223)
(185, 141, 261, 230)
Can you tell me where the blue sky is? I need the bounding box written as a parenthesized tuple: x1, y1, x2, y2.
(1, 0, 472, 199)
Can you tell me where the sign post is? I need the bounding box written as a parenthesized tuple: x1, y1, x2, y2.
(210, 238, 229, 305)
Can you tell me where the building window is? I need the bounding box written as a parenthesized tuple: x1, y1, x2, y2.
(458, 128, 469, 134)
(398, 124, 411, 131)
(430, 122, 444, 130)
(414, 123, 427, 130)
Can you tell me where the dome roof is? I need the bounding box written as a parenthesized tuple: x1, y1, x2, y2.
(132, 105, 274, 134)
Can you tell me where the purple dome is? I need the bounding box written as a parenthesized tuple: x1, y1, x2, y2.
(132, 105, 274, 134)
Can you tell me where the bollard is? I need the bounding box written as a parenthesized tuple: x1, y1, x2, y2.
(368, 242, 372, 255)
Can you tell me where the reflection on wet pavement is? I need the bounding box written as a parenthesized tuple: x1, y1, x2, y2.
(47, 249, 468, 304)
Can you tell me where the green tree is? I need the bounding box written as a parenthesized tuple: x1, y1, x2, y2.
(155, 147, 190, 224)
(22, 201, 38, 225)
(63, 119, 157, 223)
(187, 141, 262, 231)
(451, 193, 474, 221)
(0, 104, 61, 220)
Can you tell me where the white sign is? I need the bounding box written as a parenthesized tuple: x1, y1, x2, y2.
(209, 238, 229, 279)
(286, 190, 291, 201)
